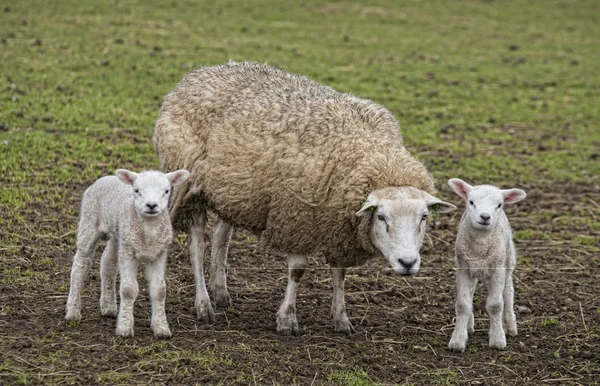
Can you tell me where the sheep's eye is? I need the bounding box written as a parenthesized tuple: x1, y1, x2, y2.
(134, 189, 140, 194)
(165, 189, 169, 194)
(421, 213, 429, 221)
(469, 200, 474, 206)
(497, 203, 502, 209)
(377, 214, 385, 222)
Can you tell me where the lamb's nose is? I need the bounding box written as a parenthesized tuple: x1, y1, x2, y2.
(398, 259, 416, 269)
(480, 213, 491, 221)
(146, 203, 158, 210)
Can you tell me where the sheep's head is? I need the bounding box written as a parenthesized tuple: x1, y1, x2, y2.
(115, 169, 190, 218)
(356, 187, 456, 276)
(448, 178, 526, 230)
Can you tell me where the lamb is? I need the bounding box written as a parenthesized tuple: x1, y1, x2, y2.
(447, 178, 526, 351)
(65, 168, 190, 338)
(153, 61, 456, 334)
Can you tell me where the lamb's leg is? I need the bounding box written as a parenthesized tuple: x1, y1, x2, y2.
(116, 250, 138, 337)
(468, 279, 477, 334)
(487, 270, 507, 349)
(331, 267, 355, 334)
(65, 222, 101, 321)
(449, 267, 475, 352)
(503, 269, 517, 336)
(145, 252, 171, 339)
(276, 253, 307, 336)
(100, 238, 118, 317)
(209, 217, 233, 309)
(189, 213, 215, 323)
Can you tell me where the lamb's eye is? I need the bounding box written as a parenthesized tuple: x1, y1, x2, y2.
(469, 200, 474, 206)
(165, 189, 169, 194)
(377, 214, 385, 222)
(134, 189, 140, 194)
(497, 203, 502, 209)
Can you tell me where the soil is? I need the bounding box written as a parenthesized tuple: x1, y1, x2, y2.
(1, 181, 599, 385)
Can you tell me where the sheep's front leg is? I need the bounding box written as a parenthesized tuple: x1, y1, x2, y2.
(277, 253, 307, 335)
(65, 226, 101, 321)
(145, 252, 171, 338)
(116, 250, 138, 337)
(468, 278, 477, 335)
(100, 238, 118, 317)
(487, 270, 507, 349)
(331, 267, 355, 334)
(449, 266, 475, 352)
(189, 214, 215, 323)
(209, 217, 233, 309)
(503, 269, 517, 337)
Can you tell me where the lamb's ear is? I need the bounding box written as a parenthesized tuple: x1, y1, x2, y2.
(166, 169, 190, 187)
(447, 178, 472, 199)
(425, 196, 457, 214)
(502, 188, 526, 204)
(356, 198, 378, 217)
(115, 169, 138, 186)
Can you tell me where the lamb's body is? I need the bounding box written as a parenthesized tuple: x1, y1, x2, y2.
(447, 179, 526, 351)
(155, 61, 435, 266)
(154, 62, 455, 333)
(65, 169, 189, 338)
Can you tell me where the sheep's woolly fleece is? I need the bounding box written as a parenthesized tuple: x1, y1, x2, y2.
(153, 61, 436, 267)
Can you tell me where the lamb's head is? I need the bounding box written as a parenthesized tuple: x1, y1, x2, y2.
(448, 178, 526, 230)
(115, 169, 190, 218)
(356, 187, 456, 276)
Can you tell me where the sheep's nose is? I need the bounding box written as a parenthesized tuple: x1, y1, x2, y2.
(480, 213, 491, 221)
(146, 203, 158, 210)
(398, 259, 416, 270)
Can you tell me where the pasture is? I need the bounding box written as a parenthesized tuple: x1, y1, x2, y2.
(1, 0, 599, 384)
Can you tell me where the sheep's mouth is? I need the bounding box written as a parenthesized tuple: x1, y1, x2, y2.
(476, 220, 491, 227)
(143, 210, 160, 217)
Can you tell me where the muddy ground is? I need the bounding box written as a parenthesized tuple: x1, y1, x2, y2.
(1, 178, 599, 385)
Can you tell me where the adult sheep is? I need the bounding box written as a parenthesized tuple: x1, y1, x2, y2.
(153, 61, 456, 335)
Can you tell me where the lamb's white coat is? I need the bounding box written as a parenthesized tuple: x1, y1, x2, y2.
(447, 178, 526, 352)
(65, 169, 189, 338)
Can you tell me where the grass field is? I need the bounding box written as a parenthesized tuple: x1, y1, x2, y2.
(1, 0, 599, 384)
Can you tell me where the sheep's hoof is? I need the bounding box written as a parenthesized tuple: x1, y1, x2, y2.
(334, 320, 355, 335)
(116, 325, 134, 338)
(448, 334, 467, 352)
(152, 324, 172, 339)
(213, 290, 232, 309)
(468, 314, 475, 334)
(489, 336, 507, 350)
(195, 300, 215, 324)
(276, 315, 300, 336)
(100, 304, 118, 318)
(65, 308, 81, 321)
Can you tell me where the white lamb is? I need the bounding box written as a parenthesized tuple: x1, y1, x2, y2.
(65, 168, 189, 338)
(447, 178, 526, 351)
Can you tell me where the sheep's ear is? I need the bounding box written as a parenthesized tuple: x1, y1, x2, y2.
(426, 196, 457, 214)
(447, 178, 472, 199)
(356, 198, 378, 217)
(166, 169, 190, 187)
(502, 188, 526, 204)
(115, 169, 138, 185)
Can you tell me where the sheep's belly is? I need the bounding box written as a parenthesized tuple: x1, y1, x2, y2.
(134, 244, 168, 264)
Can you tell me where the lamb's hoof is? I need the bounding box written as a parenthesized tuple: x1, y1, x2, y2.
(277, 315, 300, 336)
(195, 299, 215, 324)
(152, 324, 172, 339)
(213, 290, 232, 309)
(65, 308, 81, 321)
(468, 314, 475, 334)
(116, 325, 134, 338)
(100, 303, 118, 318)
(448, 334, 467, 352)
(334, 319, 355, 335)
(489, 334, 507, 350)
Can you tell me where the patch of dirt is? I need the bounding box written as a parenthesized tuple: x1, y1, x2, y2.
(0, 180, 599, 385)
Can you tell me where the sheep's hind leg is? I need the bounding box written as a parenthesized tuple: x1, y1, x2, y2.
(331, 267, 355, 334)
(503, 270, 517, 336)
(65, 222, 101, 321)
(277, 253, 307, 336)
(189, 213, 215, 323)
(468, 279, 477, 334)
(100, 238, 118, 317)
(449, 267, 475, 352)
(209, 217, 233, 309)
(145, 253, 171, 338)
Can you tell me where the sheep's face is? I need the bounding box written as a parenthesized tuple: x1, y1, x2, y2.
(448, 178, 526, 230)
(356, 188, 456, 276)
(115, 169, 190, 218)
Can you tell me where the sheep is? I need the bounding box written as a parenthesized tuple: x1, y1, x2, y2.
(447, 178, 526, 351)
(153, 61, 457, 334)
(65, 168, 190, 338)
